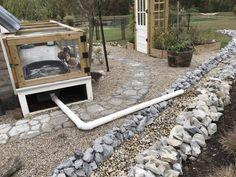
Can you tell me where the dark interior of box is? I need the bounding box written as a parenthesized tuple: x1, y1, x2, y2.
(26, 84, 88, 112)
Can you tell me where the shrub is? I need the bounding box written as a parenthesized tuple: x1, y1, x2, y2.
(220, 127, 236, 154)
(64, 15, 74, 26)
(208, 164, 236, 177)
(233, 4, 236, 16)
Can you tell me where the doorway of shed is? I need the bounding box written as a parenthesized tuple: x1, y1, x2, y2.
(136, 0, 148, 54)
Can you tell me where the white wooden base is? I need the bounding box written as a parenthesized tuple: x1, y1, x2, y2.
(16, 76, 93, 117)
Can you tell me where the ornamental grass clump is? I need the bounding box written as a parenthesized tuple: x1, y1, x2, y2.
(208, 164, 236, 177)
(220, 127, 236, 154)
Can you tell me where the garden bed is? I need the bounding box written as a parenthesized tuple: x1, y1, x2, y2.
(182, 81, 236, 177)
(150, 42, 221, 59)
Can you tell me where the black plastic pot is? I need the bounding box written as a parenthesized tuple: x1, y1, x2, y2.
(167, 48, 193, 67)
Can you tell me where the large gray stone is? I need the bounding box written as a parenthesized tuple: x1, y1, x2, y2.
(87, 104, 104, 114)
(50, 115, 68, 127)
(103, 135, 113, 145)
(76, 170, 86, 177)
(33, 114, 50, 123)
(102, 144, 114, 158)
(136, 117, 147, 132)
(83, 162, 92, 176)
(89, 161, 98, 170)
(193, 109, 207, 120)
(0, 124, 11, 134)
(180, 143, 192, 155)
(190, 140, 201, 157)
(173, 163, 183, 175)
(165, 169, 180, 177)
(31, 124, 41, 131)
(57, 159, 73, 170)
(133, 166, 148, 177)
(210, 112, 223, 122)
(109, 98, 123, 106)
(166, 138, 182, 147)
(145, 162, 169, 176)
(0, 134, 8, 144)
(20, 131, 41, 139)
(182, 130, 192, 144)
(15, 119, 29, 125)
(74, 159, 83, 169)
(192, 133, 206, 147)
(208, 123, 217, 135)
(83, 148, 94, 162)
(42, 123, 53, 132)
(93, 142, 103, 153)
(64, 168, 75, 176)
(57, 173, 66, 177)
(202, 116, 212, 127)
(9, 124, 30, 137)
(124, 90, 137, 96)
(176, 113, 191, 127)
(160, 146, 178, 163)
(94, 153, 104, 164)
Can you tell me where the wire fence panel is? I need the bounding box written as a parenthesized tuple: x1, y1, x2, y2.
(73, 15, 132, 42)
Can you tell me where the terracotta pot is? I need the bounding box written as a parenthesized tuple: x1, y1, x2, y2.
(167, 49, 193, 67)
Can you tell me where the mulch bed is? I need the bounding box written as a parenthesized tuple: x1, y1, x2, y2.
(182, 81, 236, 177)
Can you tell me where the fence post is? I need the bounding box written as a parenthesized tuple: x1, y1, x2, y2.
(121, 18, 126, 40)
(95, 19, 100, 41)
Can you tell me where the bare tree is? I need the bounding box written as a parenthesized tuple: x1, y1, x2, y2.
(77, 0, 110, 63)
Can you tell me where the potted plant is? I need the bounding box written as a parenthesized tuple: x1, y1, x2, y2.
(165, 29, 194, 67)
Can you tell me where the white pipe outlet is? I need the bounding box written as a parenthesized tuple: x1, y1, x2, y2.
(50, 89, 184, 130)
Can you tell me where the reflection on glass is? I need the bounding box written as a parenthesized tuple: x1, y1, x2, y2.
(18, 39, 81, 80)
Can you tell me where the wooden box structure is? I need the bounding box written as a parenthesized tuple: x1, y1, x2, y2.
(1, 21, 93, 116)
(135, 0, 169, 54)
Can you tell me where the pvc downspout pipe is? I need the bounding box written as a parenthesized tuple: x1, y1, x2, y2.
(50, 89, 184, 130)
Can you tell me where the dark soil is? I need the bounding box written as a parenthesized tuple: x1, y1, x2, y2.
(182, 82, 236, 177)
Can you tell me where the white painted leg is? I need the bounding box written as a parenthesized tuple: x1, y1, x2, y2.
(86, 80, 93, 100)
(18, 93, 29, 117)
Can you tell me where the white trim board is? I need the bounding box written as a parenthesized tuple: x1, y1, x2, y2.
(16, 76, 93, 116)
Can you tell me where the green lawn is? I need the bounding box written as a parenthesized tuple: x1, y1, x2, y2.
(93, 26, 132, 42)
(190, 12, 236, 47)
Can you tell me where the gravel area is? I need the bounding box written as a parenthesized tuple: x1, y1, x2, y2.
(107, 46, 218, 101)
(92, 58, 232, 177)
(0, 46, 220, 177)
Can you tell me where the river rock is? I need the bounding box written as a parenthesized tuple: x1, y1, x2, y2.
(192, 133, 206, 147)
(208, 123, 217, 135)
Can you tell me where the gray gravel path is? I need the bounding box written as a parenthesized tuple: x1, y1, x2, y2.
(0, 46, 218, 177)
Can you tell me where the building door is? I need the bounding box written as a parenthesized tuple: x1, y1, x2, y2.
(136, 0, 148, 54)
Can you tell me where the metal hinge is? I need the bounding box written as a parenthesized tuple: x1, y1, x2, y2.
(84, 67, 90, 73)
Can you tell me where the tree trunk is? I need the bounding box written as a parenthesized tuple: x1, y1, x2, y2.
(88, 14, 95, 64)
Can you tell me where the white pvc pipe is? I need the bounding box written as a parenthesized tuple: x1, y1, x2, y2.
(50, 89, 184, 130)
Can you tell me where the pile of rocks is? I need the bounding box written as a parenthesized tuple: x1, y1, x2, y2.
(128, 57, 236, 177)
(51, 30, 236, 177)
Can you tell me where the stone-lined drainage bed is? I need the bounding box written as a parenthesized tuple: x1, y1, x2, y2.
(182, 82, 236, 177)
(51, 30, 236, 177)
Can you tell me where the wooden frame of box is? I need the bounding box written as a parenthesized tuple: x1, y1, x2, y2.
(0, 20, 93, 116)
(1, 20, 90, 89)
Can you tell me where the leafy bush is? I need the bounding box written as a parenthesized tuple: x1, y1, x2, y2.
(153, 28, 193, 52)
(64, 15, 74, 26)
(233, 4, 236, 16)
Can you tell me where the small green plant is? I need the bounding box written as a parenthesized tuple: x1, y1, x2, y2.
(233, 4, 236, 16)
(64, 15, 74, 26)
(154, 28, 193, 52)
